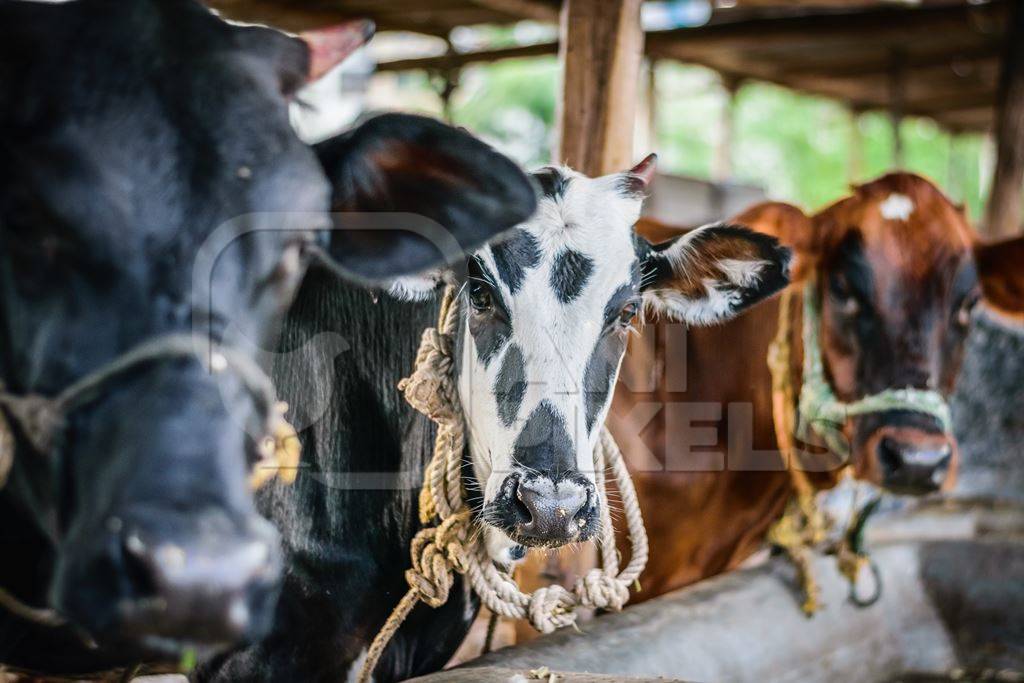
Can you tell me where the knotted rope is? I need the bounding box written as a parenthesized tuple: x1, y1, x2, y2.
(767, 276, 942, 614)
(358, 286, 648, 683)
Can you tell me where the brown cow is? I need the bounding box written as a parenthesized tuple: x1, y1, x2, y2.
(609, 172, 1024, 603)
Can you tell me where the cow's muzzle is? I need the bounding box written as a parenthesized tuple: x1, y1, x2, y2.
(485, 470, 600, 547)
(873, 427, 955, 495)
(857, 410, 957, 495)
(51, 506, 282, 657)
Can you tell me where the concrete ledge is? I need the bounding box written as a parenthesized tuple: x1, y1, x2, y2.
(408, 669, 685, 682)
(412, 504, 1024, 683)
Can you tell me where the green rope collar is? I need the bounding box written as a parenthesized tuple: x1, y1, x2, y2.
(796, 277, 953, 459)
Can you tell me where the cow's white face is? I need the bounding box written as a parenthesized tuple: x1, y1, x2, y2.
(391, 157, 793, 563)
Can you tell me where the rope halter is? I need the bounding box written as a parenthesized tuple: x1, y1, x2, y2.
(796, 273, 953, 459)
(358, 286, 648, 683)
(768, 274, 951, 614)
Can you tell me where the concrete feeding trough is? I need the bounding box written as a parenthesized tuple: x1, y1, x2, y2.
(410, 501, 1024, 683)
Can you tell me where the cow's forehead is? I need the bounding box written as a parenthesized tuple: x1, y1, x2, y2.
(825, 174, 974, 281)
(478, 167, 643, 299)
(857, 178, 971, 248)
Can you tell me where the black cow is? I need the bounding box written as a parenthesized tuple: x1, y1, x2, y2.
(0, 0, 534, 675)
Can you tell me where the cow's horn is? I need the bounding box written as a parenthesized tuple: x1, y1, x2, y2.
(301, 19, 375, 82)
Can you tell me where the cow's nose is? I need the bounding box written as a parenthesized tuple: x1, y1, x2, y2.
(515, 476, 593, 544)
(877, 436, 953, 494)
(116, 512, 282, 648)
(120, 524, 279, 640)
(52, 508, 282, 656)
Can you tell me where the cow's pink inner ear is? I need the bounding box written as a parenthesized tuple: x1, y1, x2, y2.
(629, 153, 658, 189)
(301, 19, 375, 82)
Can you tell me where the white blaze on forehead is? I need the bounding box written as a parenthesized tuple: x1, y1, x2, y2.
(880, 193, 915, 221)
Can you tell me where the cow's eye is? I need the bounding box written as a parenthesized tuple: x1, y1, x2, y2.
(829, 274, 860, 316)
(468, 280, 494, 312)
(618, 301, 640, 326)
(954, 291, 980, 329)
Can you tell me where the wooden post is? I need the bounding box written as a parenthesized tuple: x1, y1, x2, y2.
(888, 49, 906, 169)
(713, 76, 739, 182)
(946, 131, 961, 203)
(849, 108, 864, 184)
(644, 59, 660, 156)
(437, 68, 460, 124)
(556, 0, 645, 175)
(983, 0, 1024, 238)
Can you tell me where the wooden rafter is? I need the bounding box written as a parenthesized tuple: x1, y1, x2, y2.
(206, 0, 1010, 133)
(645, 2, 1009, 53)
(463, 0, 559, 23)
(376, 42, 557, 72)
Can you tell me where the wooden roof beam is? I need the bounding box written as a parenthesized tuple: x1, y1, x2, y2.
(464, 0, 559, 23)
(782, 45, 1003, 79)
(645, 1, 1010, 52)
(377, 41, 558, 71)
(207, 0, 456, 36)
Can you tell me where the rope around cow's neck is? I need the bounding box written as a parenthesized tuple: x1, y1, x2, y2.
(766, 275, 949, 614)
(357, 285, 648, 683)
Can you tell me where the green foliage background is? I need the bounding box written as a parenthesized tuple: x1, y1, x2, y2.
(392, 57, 990, 221)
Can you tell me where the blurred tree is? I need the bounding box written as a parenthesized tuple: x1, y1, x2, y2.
(451, 57, 559, 167)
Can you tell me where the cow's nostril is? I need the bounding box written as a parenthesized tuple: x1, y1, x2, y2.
(121, 532, 159, 599)
(878, 437, 903, 477)
(876, 435, 954, 494)
(512, 482, 532, 523)
(515, 478, 589, 543)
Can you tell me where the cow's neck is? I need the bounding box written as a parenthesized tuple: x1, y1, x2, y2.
(204, 272, 475, 682)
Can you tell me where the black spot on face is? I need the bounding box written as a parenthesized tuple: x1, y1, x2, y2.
(549, 248, 595, 304)
(512, 400, 574, 474)
(532, 167, 570, 199)
(491, 228, 541, 294)
(603, 280, 639, 326)
(469, 313, 510, 367)
(617, 174, 648, 199)
(583, 332, 627, 432)
(494, 343, 527, 427)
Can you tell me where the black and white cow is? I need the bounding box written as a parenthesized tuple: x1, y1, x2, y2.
(0, 0, 534, 675)
(200, 156, 791, 682)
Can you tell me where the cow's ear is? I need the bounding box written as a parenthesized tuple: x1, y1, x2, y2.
(732, 201, 818, 282)
(640, 223, 792, 326)
(975, 234, 1024, 321)
(384, 269, 448, 302)
(314, 113, 536, 282)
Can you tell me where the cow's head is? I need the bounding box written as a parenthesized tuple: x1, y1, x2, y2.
(392, 156, 791, 562)
(739, 173, 1024, 495)
(0, 0, 533, 662)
